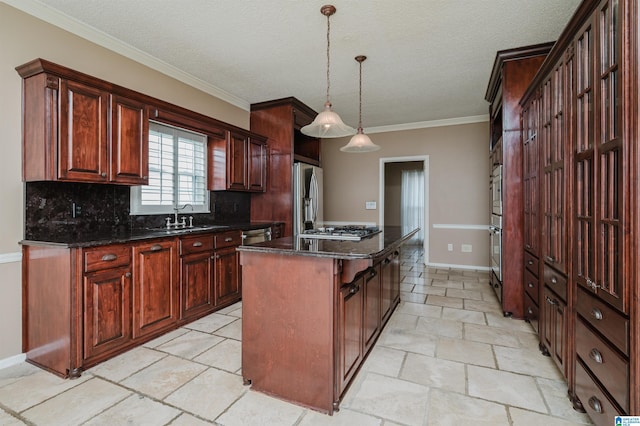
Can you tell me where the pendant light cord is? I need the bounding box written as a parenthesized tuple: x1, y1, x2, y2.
(326, 13, 331, 104)
(358, 59, 363, 128)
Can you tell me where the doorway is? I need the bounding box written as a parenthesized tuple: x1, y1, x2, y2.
(379, 156, 429, 263)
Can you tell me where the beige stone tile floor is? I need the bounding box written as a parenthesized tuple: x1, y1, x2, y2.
(0, 245, 593, 425)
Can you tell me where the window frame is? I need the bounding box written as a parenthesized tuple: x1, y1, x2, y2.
(130, 120, 210, 216)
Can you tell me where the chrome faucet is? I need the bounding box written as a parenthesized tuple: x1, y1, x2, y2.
(166, 203, 193, 228)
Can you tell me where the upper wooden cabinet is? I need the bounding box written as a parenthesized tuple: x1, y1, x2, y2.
(17, 59, 268, 191)
(208, 129, 267, 192)
(16, 59, 149, 185)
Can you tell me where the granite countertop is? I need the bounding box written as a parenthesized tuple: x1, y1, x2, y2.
(21, 222, 280, 248)
(237, 226, 419, 260)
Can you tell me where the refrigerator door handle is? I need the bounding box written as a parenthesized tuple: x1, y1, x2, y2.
(310, 171, 319, 223)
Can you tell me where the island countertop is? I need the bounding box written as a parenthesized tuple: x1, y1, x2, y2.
(236, 226, 418, 260)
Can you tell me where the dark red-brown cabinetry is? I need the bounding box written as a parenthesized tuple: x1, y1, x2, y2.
(519, 0, 638, 423)
(249, 98, 320, 237)
(485, 43, 553, 318)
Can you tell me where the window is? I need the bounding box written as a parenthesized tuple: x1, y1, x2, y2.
(131, 121, 209, 215)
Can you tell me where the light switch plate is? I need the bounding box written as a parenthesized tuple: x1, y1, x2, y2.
(461, 244, 472, 253)
(365, 201, 377, 210)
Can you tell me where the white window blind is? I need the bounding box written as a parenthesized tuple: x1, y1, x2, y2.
(131, 121, 209, 215)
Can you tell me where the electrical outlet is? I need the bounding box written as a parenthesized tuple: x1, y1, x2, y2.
(461, 244, 472, 253)
(365, 201, 377, 210)
(447, 244, 453, 252)
(72, 202, 82, 218)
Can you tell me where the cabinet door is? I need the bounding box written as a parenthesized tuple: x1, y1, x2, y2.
(380, 257, 393, 325)
(58, 79, 109, 182)
(363, 268, 381, 353)
(214, 245, 241, 307)
(390, 249, 401, 305)
(541, 286, 567, 376)
(248, 138, 266, 192)
(337, 279, 363, 394)
(522, 96, 540, 256)
(228, 132, 248, 190)
(83, 266, 132, 360)
(132, 240, 178, 339)
(110, 94, 149, 185)
(180, 251, 214, 320)
(574, 2, 625, 313)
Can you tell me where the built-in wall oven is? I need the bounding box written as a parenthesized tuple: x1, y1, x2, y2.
(491, 165, 502, 216)
(489, 164, 503, 301)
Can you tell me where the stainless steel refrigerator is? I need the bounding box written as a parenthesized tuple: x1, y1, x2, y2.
(293, 162, 323, 235)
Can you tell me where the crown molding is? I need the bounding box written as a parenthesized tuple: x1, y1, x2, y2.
(3, 0, 250, 111)
(366, 114, 489, 134)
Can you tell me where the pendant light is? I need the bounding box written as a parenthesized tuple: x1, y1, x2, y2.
(301, 5, 355, 138)
(340, 55, 380, 152)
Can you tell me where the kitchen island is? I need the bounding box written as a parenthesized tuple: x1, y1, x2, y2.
(238, 227, 418, 414)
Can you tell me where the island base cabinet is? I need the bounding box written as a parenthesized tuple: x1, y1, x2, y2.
(241, 252, 337, 413)
(240, 247, 403, 414)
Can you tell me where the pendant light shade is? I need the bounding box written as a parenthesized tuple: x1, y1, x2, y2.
(341, 55, 380, 153)
(301, 5, 355, 138)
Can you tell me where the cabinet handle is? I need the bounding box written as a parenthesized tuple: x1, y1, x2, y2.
(150, 244, 162, 251)
(550, 277, 558, 284)
(589, 348, 603, 364)
(525, 244, 532, 249)
(545, 256, 555, 263)
(215, 254, 221, 260)
(101, 254, 117, 262)
(125, 272, 131, 278)
(344, 284, 361, 301)
(586, 278, 601, 290)
(369, 269, 377, 278)
(101, 172, 107, 178)
(528, 282, 534, 288)
(588, 396, 603, 414)
(192, 241, 203, 247)
(545, 296, 557, 305)
(527, 307, 533, 314)
(225, 237, 233, 242)
(590, 308, 603, 321)
(527, 260, 534, 265)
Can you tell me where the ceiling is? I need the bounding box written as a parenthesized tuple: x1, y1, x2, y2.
(10, 0, 582, 132)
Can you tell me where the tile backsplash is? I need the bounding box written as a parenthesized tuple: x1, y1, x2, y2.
(24, 181, 250, 240)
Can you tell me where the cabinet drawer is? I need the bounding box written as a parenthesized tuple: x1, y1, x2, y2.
(180, 235, 214, 255)
(214, 231, 242, 249)
(543, 265, 566, 302)
(575, 361, 624, 423)
(576, 287, 629, 355)
(84, 245, 131, 273)
(524, 251, 539, 275)
(575, 318, 629, 412)
(524, 268, 539, 304)
(523, 292, 538, 333)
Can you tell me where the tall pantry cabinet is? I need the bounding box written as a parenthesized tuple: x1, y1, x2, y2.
(520, 1, 638, 424)
(485, 43, 553, 318)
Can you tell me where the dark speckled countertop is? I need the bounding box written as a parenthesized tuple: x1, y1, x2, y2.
(20, 222, 280, 248)
(237, 227, 419, 260)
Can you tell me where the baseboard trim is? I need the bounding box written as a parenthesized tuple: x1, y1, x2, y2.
(0, 353, 26, 370)
(426, 261, 491, 271)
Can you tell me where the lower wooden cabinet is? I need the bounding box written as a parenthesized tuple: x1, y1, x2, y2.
(541, 285, 567, 377)
(132, 240, 179, 339)
(179, 234, 215, 320)
(83, 265, 132, 362)
(337, 278, 364, 395)
(22, 228, 247, 378)
(363, 268, 381, 353)
(213, 231, 242, 307)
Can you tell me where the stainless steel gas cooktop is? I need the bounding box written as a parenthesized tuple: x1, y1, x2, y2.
(300, 226, 381, 241)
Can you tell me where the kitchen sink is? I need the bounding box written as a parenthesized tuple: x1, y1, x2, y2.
(146, 225, 230, 235)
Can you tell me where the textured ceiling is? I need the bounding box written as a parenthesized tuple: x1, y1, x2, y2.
(11, 0, 582, 131)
